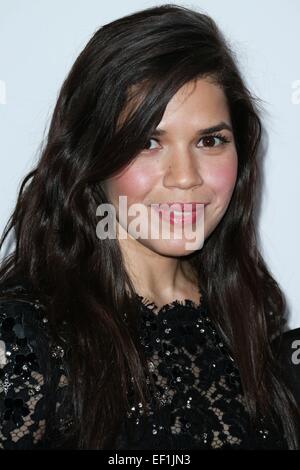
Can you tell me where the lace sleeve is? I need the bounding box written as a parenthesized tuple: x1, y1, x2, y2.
(0, 297, 60, 449)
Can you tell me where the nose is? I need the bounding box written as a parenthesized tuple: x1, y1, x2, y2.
(163, 146, 204, 190)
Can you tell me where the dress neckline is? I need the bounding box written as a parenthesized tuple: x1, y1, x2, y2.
(134, 287, 205, 316)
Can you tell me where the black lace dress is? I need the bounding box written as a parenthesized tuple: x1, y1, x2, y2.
(0, 280, 289, 450)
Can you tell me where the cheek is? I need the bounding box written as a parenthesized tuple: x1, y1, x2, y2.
(105, 165, 157, 203)
(207, 156, 238, 200)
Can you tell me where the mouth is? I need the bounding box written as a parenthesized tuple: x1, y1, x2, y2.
(150, 202, 207, 225)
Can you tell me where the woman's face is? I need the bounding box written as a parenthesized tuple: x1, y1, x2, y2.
(102, 78, 238, 257)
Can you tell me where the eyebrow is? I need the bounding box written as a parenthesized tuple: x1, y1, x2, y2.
(151, 121, 233, 137)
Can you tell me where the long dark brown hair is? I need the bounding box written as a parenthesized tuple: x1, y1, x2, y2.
(0, 3, 299, 449)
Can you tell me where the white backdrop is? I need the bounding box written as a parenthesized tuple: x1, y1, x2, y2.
(0, 0, 299, 328)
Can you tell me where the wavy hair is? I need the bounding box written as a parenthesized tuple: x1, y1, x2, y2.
(0, 4, 299, 449)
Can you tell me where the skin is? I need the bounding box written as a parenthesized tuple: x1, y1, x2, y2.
(102, 77, 238, 309)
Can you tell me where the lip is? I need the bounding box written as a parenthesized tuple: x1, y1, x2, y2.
(152, 202, 207, 211)
(151, 202, 206, 225)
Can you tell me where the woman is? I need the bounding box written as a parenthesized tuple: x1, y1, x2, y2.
(0, 4, 299, 450)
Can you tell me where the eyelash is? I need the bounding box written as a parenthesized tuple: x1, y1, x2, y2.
(143, 132, 231, 150)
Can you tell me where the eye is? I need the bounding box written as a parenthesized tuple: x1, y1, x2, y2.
(143, 138, 160, 151)
(142, 133, 231, 152)
(198, 133, 231, 148)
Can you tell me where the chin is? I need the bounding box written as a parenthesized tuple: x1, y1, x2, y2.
(141, 239, 204, 257)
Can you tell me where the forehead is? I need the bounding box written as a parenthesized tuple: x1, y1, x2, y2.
(158, 78, 230, 128)
(117, 77, 230, 134)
